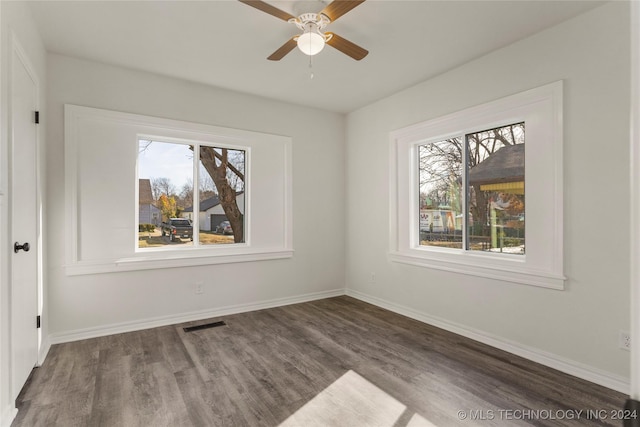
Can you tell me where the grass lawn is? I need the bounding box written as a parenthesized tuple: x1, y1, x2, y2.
(200, 232, 235, 245)
(138, 229, 234, 247)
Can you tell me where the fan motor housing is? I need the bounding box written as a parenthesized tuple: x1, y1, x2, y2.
(291, 12, 330, 31)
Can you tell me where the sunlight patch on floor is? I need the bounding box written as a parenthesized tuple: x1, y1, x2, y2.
(407, 412, 438, 426)
(279, 370, 437, 426)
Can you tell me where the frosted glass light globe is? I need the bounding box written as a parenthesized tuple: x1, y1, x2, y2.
(297, 31, 325, 56)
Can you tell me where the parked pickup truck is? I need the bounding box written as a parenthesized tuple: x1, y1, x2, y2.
(161, 218, 193, 242)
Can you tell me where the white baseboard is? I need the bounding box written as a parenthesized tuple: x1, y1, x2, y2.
(1, 405, 17, 427)
(346, 288, 630, 395)
(49, 288, 345, 345)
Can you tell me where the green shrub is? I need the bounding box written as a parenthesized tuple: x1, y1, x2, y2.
(503, 237, 524, 247)
(139, 223, 156, 232)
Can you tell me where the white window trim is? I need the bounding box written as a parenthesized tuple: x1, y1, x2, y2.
(64, 105, 293, 275)
(389, 81, 565, 290)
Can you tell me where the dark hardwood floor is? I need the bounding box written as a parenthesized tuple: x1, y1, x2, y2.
(12, 296, 627, 426)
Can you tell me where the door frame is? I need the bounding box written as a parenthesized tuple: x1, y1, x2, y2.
(8, 30, 44, 401)
(630, 0, 640, 404)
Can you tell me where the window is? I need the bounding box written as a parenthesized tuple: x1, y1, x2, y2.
(64, 105, 292, 275)
(418, 123, 525, 255)
(390, 82, 564, 289)
(137, 139, 246, 249)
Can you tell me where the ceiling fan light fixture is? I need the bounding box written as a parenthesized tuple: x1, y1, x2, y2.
(239, 1, 368, 61)
(297, 23, 325, 56)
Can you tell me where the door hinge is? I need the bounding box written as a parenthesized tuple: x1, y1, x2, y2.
(34, 111, 40, 124)
(36, 315, 41, 329)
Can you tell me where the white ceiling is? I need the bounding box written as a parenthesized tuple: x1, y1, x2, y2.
(27, 0, 604, 113)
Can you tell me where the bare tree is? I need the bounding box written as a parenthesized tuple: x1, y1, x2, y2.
(150, 177, 177, 201)
(419, 138, 462, 210)
(198, 168, 217, 201)
(139, 139, 153, 153)
(179, 179, 194, 208)
(199, 147, 245, 243)
(225, 150, 245, 192)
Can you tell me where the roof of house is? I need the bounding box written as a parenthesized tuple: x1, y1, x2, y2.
(139, 179, 155, 204)
(184, 192, 244, 213)
(468, 144, 524, 186)
(184, 196, 220, 213)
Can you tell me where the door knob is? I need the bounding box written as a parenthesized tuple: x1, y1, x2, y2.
(14, 242, 30, 253)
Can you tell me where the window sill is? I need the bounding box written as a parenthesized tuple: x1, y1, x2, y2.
(388, 251, 565, 290)
(64, 248, 294, 276)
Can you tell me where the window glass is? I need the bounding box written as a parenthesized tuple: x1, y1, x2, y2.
(418, 139, 463, 249)
(138, 140, 193, 248)
(467, 123, 525, 255)
(137, 140, 246, 249)
(198, 147, 245, 245)
(417, 123, 525, 255)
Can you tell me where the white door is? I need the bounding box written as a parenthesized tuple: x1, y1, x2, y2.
(10, 43, 39, 400)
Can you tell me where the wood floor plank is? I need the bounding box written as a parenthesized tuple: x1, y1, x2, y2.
(87, 351, 138, 426)
(13, 296, 627, 427)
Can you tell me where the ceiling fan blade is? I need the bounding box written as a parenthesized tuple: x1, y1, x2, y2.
(238, 0, 296, 22)
(320, 0, 365, 22)
(267, 37, 298, 61)
(325, 32, 368, 60)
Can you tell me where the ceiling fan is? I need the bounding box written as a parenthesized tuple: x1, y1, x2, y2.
(238, 0, 369, 61)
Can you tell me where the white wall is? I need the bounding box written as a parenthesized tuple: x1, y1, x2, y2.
(0, 2, 47, 425)
(345, 2, 630, 389)
(46, 54, 345, 338)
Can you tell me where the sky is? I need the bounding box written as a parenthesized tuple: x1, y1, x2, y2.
(138, 139, 246, 194)
(138, 140, 194, 190)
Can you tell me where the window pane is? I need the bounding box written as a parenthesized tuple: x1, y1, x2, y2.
(418, 139, 463, 249)
(198, 146, 245, 245)
(138, 140, 194, 248)
(466, 123, 525, 255)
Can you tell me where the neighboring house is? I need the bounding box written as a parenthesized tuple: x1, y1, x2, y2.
(467, 144, 525, 249)
(139, 179, 161, 226)
(468, 144, 525, 195)
(184, 192, 245, 231)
